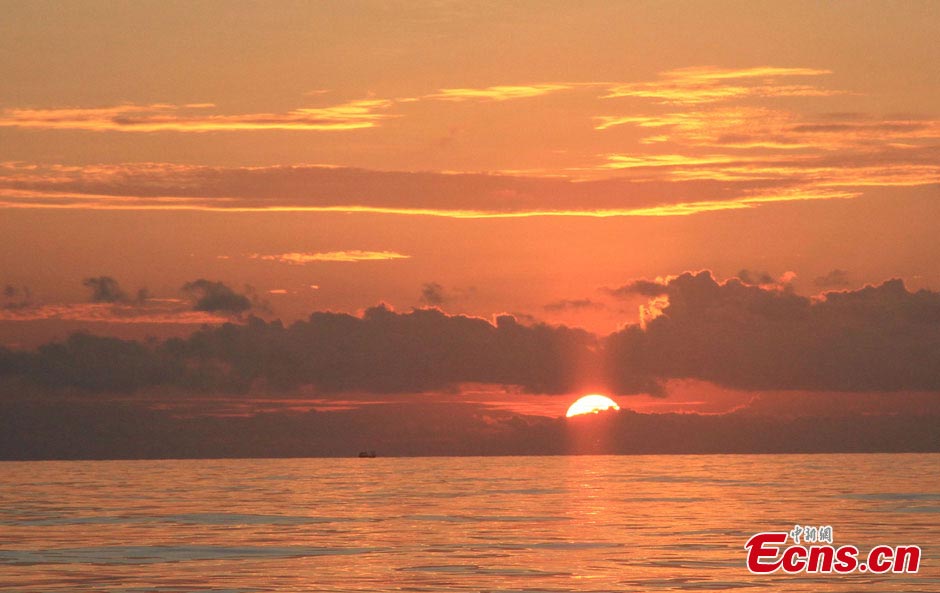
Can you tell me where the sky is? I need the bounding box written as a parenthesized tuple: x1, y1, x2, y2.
(1, 1, 939, 457)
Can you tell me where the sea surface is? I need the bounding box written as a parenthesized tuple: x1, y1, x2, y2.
(0, 454, 937, 592)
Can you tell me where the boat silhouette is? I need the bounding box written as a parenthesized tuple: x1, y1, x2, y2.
(358, 450, 377, 458)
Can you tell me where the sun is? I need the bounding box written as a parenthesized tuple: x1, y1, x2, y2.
(565, 394, 620, 418)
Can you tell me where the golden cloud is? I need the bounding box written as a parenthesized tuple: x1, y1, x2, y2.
(603, 66, 839, 104)
(423, 84, 574, 101)
(249, 251, 412, 263)
(0, 99, 395, 132)
(0, 302, 231, 324)
(0, 185, 863, 218)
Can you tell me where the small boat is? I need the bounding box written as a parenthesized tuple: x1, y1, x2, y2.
(358, 450, 377, 458)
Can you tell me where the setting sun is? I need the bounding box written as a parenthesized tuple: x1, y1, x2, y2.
(566, 394, 621, 418)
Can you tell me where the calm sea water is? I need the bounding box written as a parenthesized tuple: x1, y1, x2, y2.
(0, 454, 937, 592)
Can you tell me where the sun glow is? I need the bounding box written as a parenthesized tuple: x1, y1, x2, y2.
(565, 394, 621, 418)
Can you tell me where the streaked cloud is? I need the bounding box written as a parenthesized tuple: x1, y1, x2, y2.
(0, 99, 395, 132)
(619, 187, 859, 217)
(0, 302, 230, 324)
(0, 186, 860, 218)
(599, 153, 743, 169)
(249, 251, 411, 263)
(0, 160, 907, 218)
(590, 102, 940, 189)
(0, 83, 575, 135)
(595, 108, 940, 149)
(594, 107, 790, 134)
(603, 66, 838, 105)
(423, 83, 574, 102)
(664, 66, 831, 81)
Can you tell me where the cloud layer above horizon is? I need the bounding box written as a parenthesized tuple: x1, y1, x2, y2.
(4, 271, 940, 398)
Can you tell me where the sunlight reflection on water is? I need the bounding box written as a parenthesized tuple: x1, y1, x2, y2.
(0, 454, 937, 592)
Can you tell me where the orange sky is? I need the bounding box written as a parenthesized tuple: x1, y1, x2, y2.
(1, 1, 939, 341)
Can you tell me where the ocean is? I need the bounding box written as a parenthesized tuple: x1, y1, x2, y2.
(1, 454, 937, 592)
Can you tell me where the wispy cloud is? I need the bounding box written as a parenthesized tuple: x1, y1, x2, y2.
(0, 302, 231, 324)
(618, 187, 859, 217)
(599, 153, 745, 169)
(594, 107, 781, 133)
(0, 99, 395, 132)
(603, 66, 838, 104)
(0, 159, 921, 218)
(589, 95, 940, 189)
(594, 107, 940, 149)
(423, 84, 574, 101)
(661, 66, 831, 82)
(0, 185, 860, 218)
(249, 251, 411, 263)
(597, 147, 940, 188)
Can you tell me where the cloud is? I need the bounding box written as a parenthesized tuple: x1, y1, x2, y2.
(424, 84, 574, 102)
(181, 280, 253, 313)
(591, 106, 940, 187)
(82, 276, 128, 303)
(736, 269, 775, 286)
(5, 275, 940, 399)
(0, 100, 395, 132)
(0, 161, 869, 218)
(0, 278, 244, 325)
(2, 63, 937, 219)
(814, 269, 851, 289)
(665, 66, 832, 81)
(1, 276, 237, 323)
(418, 283, 476, 306)
(249, 251, 411, 264)
(597, 153, 744, 169)
(2, 285, 32, 310)
(1, 68, 936, 211)
(594, 150, 939, 191)
(543, 298, 604, 312)
(0, 306, 597, 395)
(594, 107, 940, 147)
(602, 66, 837, 105)
(420, 282, 446, 306)
(606, 271, 940, 394)
(604, 279, 669, 298)
(0, 302, 230, 324)
(589, 87, 940, 192)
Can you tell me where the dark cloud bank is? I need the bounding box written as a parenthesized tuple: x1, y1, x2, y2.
(0, 306, 595, 394)
(1, 271, 939, 458)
